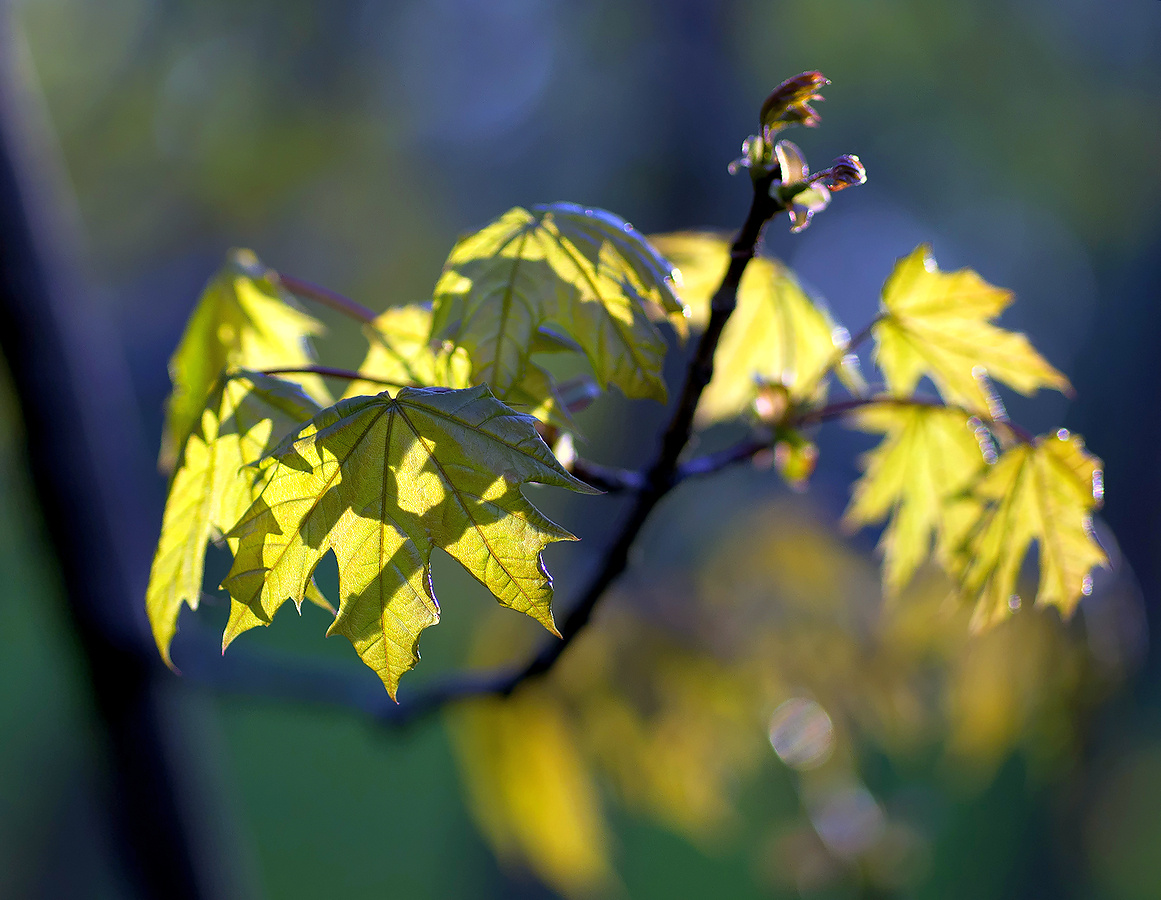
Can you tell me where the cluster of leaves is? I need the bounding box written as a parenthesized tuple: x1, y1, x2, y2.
(144, 69, 1112, 893)
(147, 72, 1105, 704)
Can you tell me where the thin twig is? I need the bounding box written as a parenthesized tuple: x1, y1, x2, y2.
(279, 273, 379, 324)
(795, 394, 1036, 444)
(257, 364, 397, 386)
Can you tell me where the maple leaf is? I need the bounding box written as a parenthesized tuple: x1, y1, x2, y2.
(146, 371, 324, 668)
(651, 232, 860, 427)
(221, 385, 598, 697)
(843, 403, 990, 596)
(873, 245, 1070, 413)
(160, 249, 329, 470)
(430, 203, 684, 404)
(948, 431, 1107, 630)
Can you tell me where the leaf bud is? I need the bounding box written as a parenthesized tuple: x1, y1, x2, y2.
(814, 154, 867, 192)
(760, 71, 829, 135)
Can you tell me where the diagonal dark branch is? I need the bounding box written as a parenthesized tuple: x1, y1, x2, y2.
(369, 172, 785, 725)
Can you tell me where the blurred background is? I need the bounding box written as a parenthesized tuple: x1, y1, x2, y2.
(1, 0, 1159, 897)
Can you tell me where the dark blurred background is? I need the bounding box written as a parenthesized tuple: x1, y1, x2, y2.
(1, 0, 1159, 897)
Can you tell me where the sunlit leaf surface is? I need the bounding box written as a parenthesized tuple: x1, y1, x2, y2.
(949, 431, 1107, 629)
(221, 385, 596, 696)
(873, 245, 1069, 412)
(431, 203, 683, 404)
(843, 403, 989, 595)
(160, 249, 329, 470)
(146, 372, 323, 667)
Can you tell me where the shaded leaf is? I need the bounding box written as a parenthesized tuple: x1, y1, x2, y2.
(146, 372, 323, 667)
(843, 404, 989, 595)
(431, 203, 683, 404)
(221, 385, 597, 697)
(873, 245, 1070, 413)
(161, 249, 329, 470)
(948, 431, 1106, 629)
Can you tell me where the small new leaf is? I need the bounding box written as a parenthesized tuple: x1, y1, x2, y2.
(161, 249, 329, 470)
(221, 385, 598, 697)
(146, 372, 323, 667)
(873, 245, 1070, 413)
(843, 403, 989, 595)
(431, 203, 684, 404)
(950, 431, 1107, 629)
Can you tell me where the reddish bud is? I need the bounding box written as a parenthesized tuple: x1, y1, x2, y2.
(760, 71, 829, 134)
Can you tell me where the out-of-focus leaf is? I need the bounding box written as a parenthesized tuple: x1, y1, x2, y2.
(648, 231, 732, 329)
(221, 385, 596, 697)
(948, 431, 1107, 629)
(146, 371, 323, 667)
(873, 245, 1070, 413)
(698, 256, 847, 426)
(843, 404, 989, 595)
(452, 688, 614, 898)
(651, 232, 859, 425)
(341, 304, 471, 400)
(160, 249, 329, 470)
(431, 203, 683, 404)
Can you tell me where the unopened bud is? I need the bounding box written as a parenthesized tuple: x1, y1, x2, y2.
(814, 154, 867, 192)
(760, 71, 829, 135)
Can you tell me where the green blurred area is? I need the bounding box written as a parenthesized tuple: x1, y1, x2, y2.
(3, 0, 1160, 897)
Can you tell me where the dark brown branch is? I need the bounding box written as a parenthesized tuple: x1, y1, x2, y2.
(569, 457, 645, 493)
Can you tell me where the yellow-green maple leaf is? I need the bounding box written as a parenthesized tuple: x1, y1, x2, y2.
(843, 403, 989, 595)
(949, 431, 1106, 629)
(651, 232, 859, 426)
(345, 304, 575, 430)
(873, 245, 1069, 413)
(146, 371, 323, 667)
(221, 385, 598, 697)
(161, 249, 329, 470)
(431, 203, 684, 404)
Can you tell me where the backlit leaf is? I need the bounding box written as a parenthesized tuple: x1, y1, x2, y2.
(652, 232, 859, 426)
(697, 256, 847, 426)
(341, 304, 471, 400)
(843, 403, 989, 595)
(949, 431, 1106, 629)
(431, 203, 684, 404)
(221, 385, 597, 697)
(161, 249, 329, 470)
(146, 371, 323, 667)
(873, 245, 1070, 413)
